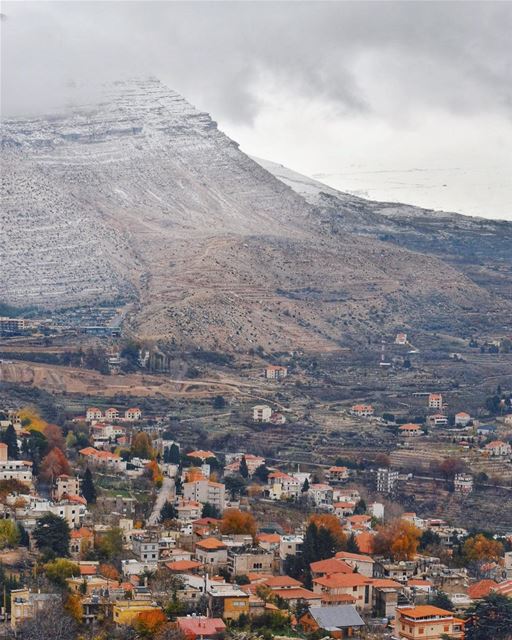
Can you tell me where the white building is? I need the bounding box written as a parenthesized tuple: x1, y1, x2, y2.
(252, 405, 272, 423)
(454, 473, 473, 495)
(376, 468, 399, 494)
(183, 479, 226, 513)
(0, 444, 33, 486)
(124, 407, 142, 422)
(86, 407, 103, 422)
(428, 394, 443, 410)
(264, 365, 288, 380)
(454, 412, 471, 427)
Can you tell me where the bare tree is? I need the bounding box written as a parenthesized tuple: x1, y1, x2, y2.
(15, 602, 77, 640)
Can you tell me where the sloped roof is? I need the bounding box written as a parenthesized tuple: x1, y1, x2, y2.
(308, 605, 365, 630)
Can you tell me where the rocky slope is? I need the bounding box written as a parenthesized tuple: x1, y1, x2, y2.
(2, 79, 511, 351)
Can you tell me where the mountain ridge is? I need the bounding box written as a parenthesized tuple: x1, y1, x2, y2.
(2, 78, 511, 351)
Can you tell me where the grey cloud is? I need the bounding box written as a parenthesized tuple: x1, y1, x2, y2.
(1, 1, 512, 124)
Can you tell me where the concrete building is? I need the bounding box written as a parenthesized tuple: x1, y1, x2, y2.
(376, 468, 399, 494)
(10, 589, 60, 630)
(0, 443, 33, 486)
(53, 474, 81, 501)
(428, 394, 443, 410)
(394, 605, 464, 639)
(264, 365, 288, 380)
(183, 479, 226, 513)
(454, 473, 473, 495)
(227, 546, 274, 577)
(252, 405, 272, 423)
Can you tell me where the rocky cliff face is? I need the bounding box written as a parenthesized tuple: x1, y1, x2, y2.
(2, 79, 510, 350)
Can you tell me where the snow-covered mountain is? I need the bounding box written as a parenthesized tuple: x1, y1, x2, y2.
(2, 79, 511, 350)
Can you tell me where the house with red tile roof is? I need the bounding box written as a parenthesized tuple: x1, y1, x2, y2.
(335, 552, 375, 577)
(177, 615, 226, 639)
(350, 404, 374, 417)
(195, 538, 228, 574)
(313, 573, 374, 611)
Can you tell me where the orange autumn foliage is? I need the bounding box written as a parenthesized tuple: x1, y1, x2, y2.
(64, 593, 83, 623)
(147, 460, 163, 485)
(309, 513, 347, 549)
(463, 534, 504, 562)
(220, 509, 257, 540)
(39, 447, 71, 482)
(372, 519, 421, 561)
(136, 609, 167, 633)
(99, 563, 120, 580)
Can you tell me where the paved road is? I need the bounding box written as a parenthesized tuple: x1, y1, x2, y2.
(147, 476, 175, 526)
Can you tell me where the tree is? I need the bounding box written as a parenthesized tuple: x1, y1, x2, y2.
(465, 593, 512, 640)
(2, 424, 19, 459)
(99, 563, 120, 580)
(64, 593, 83, 624)
(254, 464, 270, 483)
(346, 533, 359, 553)
(309, 514, 347, 549)
(0, 520, 20, 549)
(239, 456, 249, 479)
(169, 443, 180, 465)
(43, 558, 80, 587)
(439, 456, 465, 479)
(135, 609, 168, 638)
(225, 474, 247, 499)
(33, 513, 70, 558)
(373, 519, 421, 561)
(301, 477, 309, 493)
(202, 502, 221, 519)
(354, 498, 367, 515)
(220, 509, 257, 539)
(16, 601, 78, 640)
(82, 467, 97, 504)
(213, 395, 226, 410)
(131, 432, 153, 459)
(39, 447, 71, 483)
(431, 590, 454, 611)
(96, 527, 124, 562)
(463, 534, 503, 563)
(160, 501, 178, 521)
(44, 423, 65, 451)
(419, 529, 441, 551)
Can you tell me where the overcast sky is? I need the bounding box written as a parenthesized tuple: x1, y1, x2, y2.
(2, 1, 511, 219)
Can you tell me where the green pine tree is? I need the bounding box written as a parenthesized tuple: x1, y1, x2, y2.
(2, 424, 19, 459)
(82, 468, 97, 504)
(239, 456, 249, 479)
(169, 443, 181, 465)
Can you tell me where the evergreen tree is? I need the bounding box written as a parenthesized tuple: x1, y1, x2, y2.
(346, 532, 359, 553)
(163, 447, 171, 464)
(33, 513, 70, 558)
(254, 464, 270, 483)
(301, 477, 310, 493)
(2, 424, 19, 459)
(465, 593, 512, 640)
(354, 498, 367, 515)
(169, 443, 180, 465)
(160, 501, 177, 521)
(82, 468, 97, 504)
(239, 456, 249, 479)
(202, 502, 221, 519)
(430, 591, 454, 611)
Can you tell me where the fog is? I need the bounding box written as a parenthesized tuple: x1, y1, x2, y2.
(2, 2, 511, 218)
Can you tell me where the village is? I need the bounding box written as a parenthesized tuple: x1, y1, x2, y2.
(0, 340, 511, 640)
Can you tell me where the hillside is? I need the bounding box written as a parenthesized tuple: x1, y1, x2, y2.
(2, 78, 511, 351)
